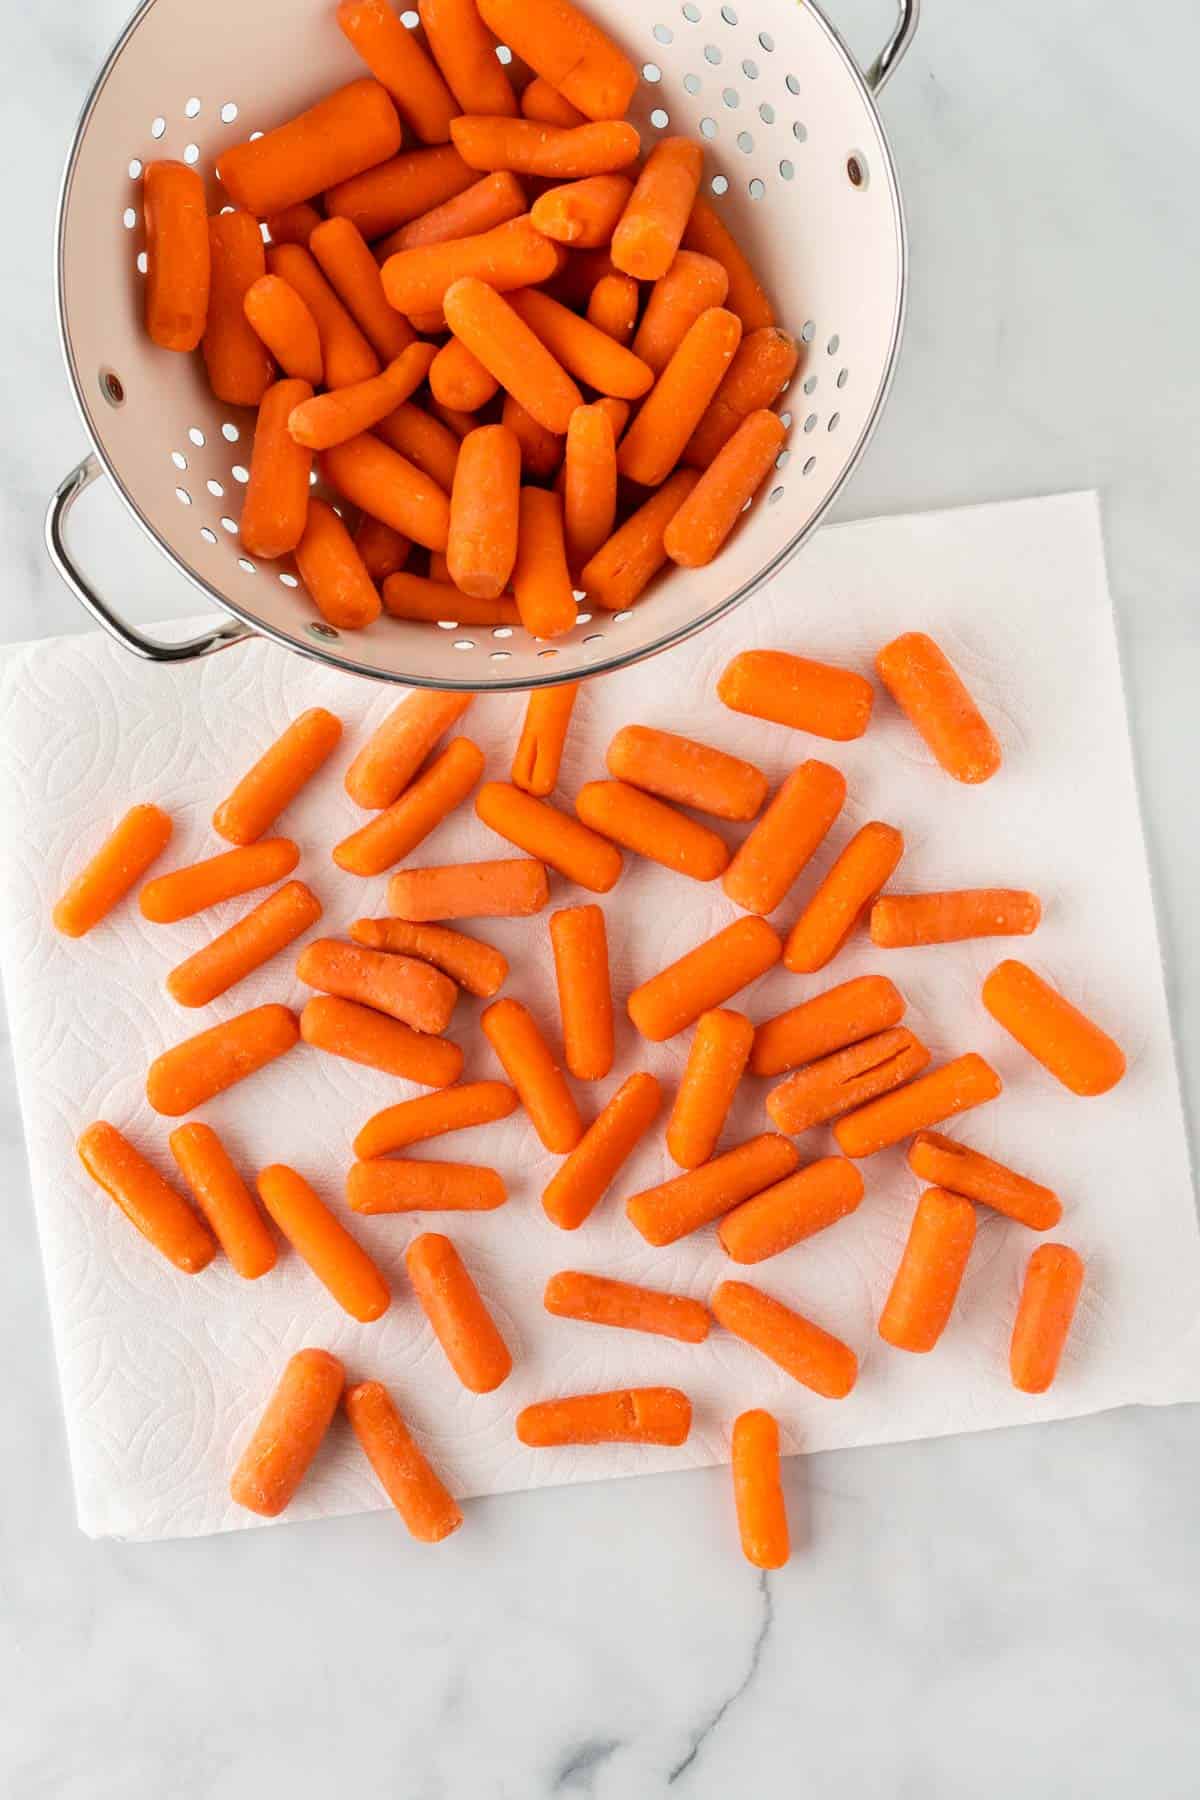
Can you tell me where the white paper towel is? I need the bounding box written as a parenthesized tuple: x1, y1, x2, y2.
(1, 491, 1196, 1541)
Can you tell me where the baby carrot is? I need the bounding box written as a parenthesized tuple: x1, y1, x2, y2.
(878, 1187, 976, 1353)
(908, 1131, 1062, 1232)
(731, 1410, 789, 1569)
(380, 215, 561, 316)
(146, 1004, 300, 1116)
(606, 725, 766, 823)
(612, 137, 703, 281)
(446, 424, 520, 598)
(430, 337, 499, 411)
(167, 879, 322, 1008)
(77, 1121, 217, 1273)
(345, 691, 472, 810)
(297, 938, 458, 1034)
(348, 1159, 506, 1212)
(381, 170, 526, 252)
(444, 280, 583, 433)
(387, 858, 549, 920)
(512, 684, 580, 797)
(266, 244, 379, 388)
(292, 340, 430, 448)
(202, 211, 273, 405)
(54, 803, 172, 937)
(354, 1080, 518, 1159)
(765, 1028, 931, 1135)
(230, 1350, 345, 1517)
(243, 275, 324, 385)
(664, 409, 787, 566)
(309, 215, 415, 362)
(213, 707, 343, 845)
(476, 781, 623, 891)
(752, 974, 907, 1078)
(330, 145, 476, 241)
(449, 118, 640, 179)
(294, 498, 383, 631)
(141, 839, 298, 924)
(520, 75, 587, 128)
(238, 377, 314, 559)
(712, 1280, 857, 1397)
(320, 435, 451, 550)
(168, 1122, 278, 1279)
(1011, 1245, 1085, 1392)
(544, 246, 616, 308)
(502, 394, 566, 480)
(783, 821, 904, 974)
(354, 514, 411, 583)
(579, 469, 701, 611)
(419, 0, 517, 113)
(586, 273, 639, 345)
(632, 250, 729, 374)
(718, 1157, 864, 1264)
(682, 196, 775, 332)
(834, 1053, 1002, 1159)
(719, 649, 874, 741)
(265, 201, 323, 247)
(982, 960, 1126, 1097)
(626, 1132, 800, 1248)
(257, 1162, 390, 1322)
(549, 902, 613, 1080)
(722, 759, 846, 916)
(301, 994, 463, 1085)
(618, 308, 743, 486)
(407, 1231, 512, 1391)
(531, 175, 635, 248)
(376, 403, 462, 490)
(516, 1389, 691, 1446)
(344, 1380, 463, 1541)
(667, 1008, 754, 1169)
(627, 915, 781, 1042)
(577, 780, 730, 882)
(563, 406, 617, 573)
(476, 0, 639, 120)
(875, 631, 1001, 784)
(871, 889, 1041, 948)
(541, 1070, 662, 1229)
(337, 0, 457, 143)
(382, 573, 520, 626)
(333, 738, 486, 877)
(350, 917, 508, 996)
(684, 327, 800, 466)
(544, 1271, 710, 1343)
(218, 79, 401, 214)
(512, 488, 578, 639)
(481, 996, 583, 1152)
(143, 161, 209, 352)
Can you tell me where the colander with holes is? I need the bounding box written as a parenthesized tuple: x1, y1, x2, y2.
(48, 0, 918, 689)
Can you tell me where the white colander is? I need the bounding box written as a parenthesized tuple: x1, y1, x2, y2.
(48, 0, 918, 688)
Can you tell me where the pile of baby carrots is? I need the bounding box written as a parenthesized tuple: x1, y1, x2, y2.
(141, 0, 801, 638)
(54, 618, 1122, 1565)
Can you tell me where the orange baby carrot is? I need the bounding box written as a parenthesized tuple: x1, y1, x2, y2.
(834, 1053, 1002, 1159)
(682, 196, 775, 331)
(297, 938, 458, 1033)
(330, 145, 476, 240)
(265, 201, 324, 247)
(430, 337, 499, 411)
(685, 326, 799, 466)
(257, 1162, 390, 1321)
(77, 1121, 217, 1273)
(348, 1159, 506, 1212)
(489, 398, 555, 483)
(218, 79, 402, 215)
(627, 915, 781, 1042)
(202, 211, 273, 405)
(531, 175, 635, 247)
(618, 307, 742, 486)
(718, 1157, 864, 1264)
(350, 917, 508, 995)
(731, 1409, 789, 1569)
(238, 377, 313, 559)
(294, 498, 383, 630)
(549, 902, 613, 1080)
(544, 246, 616, 309)
(520, 75, 587, 128)
(512, 684, 580, 797)
(380, 214, 561, 316)
(213, 707, 343, 845)
(871, 890, 1041, 948)
(612, 137, 703, 281)
(544, 1271, 710, 1343)
(576, 780, 729, 882)
(667, 1008, 754, 1169)
(783, 821, 904, 974)
(376, 402, 462, 490)
(355, 514, 411, 582)
(875, 631, 1002, 784)
(563, 405, 617, 573)
(1011, 1244, 1085, 1392)
(510, 487, 577, 639)
(626, 1132, 799, 1248)
(579, 468, 701, 610)
(346, 691, 472, 811)
(722, 759, 846, 916)
(443, 280, 582, 433)
(344, 1380, 463, 1541)
(230, 1349, 345, 1517)
(446, 423, 520, 598)
(476, 0, 639, 120)
(168, 1122, 278, 1279)
(719, 649, 874, 741)
(665, 409, 787, 566)
(381, 170, 526, 252)
(908, 1131, 1062, 1232)
(751, 974, 906, 1078)
(141, 838, 299, 924)
(265, 243, 380, 389)
(320, 435, 451, 549)
(387, 858, 549, 920)
(516, 1388, 691, 1446)
(167, 880, 322, 1008)
(382, 571, 507, 625)
(429, 397, 483, 440)
(146, 1004, 300, 1116)
(481, 996, 583, 1152)
(288, 337, 428, 449)
(711, 1280, 857, 1398)
(631, 250, 728, 374)
(309, 215, 416, 362)
(301, 994, 463, 1084)
(334, 738, 485, 877)
(510, 289, 654, 400)
(419, 0, 516, 114)
(243, 275, 323, 385)
(878, 1187, 976, 1353)
(407, 1231, 512, 1391)
(606, 725, 766, 823)
(476, 781, 622, 891)
(586, 273, 639, 345)
(541, 1070, 662, 1229)
(354, 1080, 518, 1159)
(449, 118, 640, 178)
(765, 1028, 930, 1135)
(337, 0, 458, 143)
(982, 960, 1126, 1097)
(53, 803, 172, 937)
(143, 160, 209, 351)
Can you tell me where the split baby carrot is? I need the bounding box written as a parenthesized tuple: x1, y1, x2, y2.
(476, 782, 622, 892)
(449, 117, 639, 178)
(344, 690, 472, 810)
(336, 0, 457, 143)
(1011, 1244, 1085, 1392)
(576, 781, 730, 882)
(712, 1279, 858, 1398)
(878, 1188, 976, 1353)
(320, 435, 451, 550)
(833, 1052, 1002, 1158)
(783, 821, 904, 974)
(612, 138, 703, 281)
(143, 160, 210, 352)
(721, 759, 846, 916)
(664, 409, 787, 567)
(982, 959, 1126, 1096)
(354, 1080, 518, 1159)
(444, 279, 582, 433)
(77, 1121, 217, 1274)
(685, 326, 799, 466)
(563, 405, 618, 573)
(146, 1004, 300, 1115)
(218, 78, 402, 215)
(309, 215, 415, 362)
(380, 215, 561, 316)
(243, 274, 323, 385)
(606, 725, 767, 822)
(718, 1156, 864, 1264)
(731, 1409, 789, 1569)
(626, 1132, 799, 1247)
(541, 1070, 662, 1230)
(230, 1349, 345, 1517)
(531, 174, 634, 247)
(447, 424, 521, 599)
(287, 344, 433, 449)
(386, 858, 549, 920)
(167, 879, 322, 1008)
(202, 211, 273, 406)
(141, 837, 298, 923)
(168, 1122, 278, 1279)
(406, 1231, 512, 1392)
(266, 244, 379, 388)
(481, 996, 583, 1152)
(333, 738, 485, 878)
(871, 890, 1041, 948)
(549, 902, 613, 1080)
(418, 0, 517, 115)
(617, 307, 743, 487)
(751, 974, 906, 1077)
(382, 170, 526, 252)
(632, 250, 729, 374)
(257, 1162, 390, 1321)
(294, 499, 382, 631)
(297, 937, 458, 1034)
(765, 1028, 931, 1135)
(301, 994, 463, 1085)
(477, 0, 639, 120)
(238, 377, 313, 560)
(344, 1379, 463, 1542)
(719, 649, 874, 741)
(347, 1159, 506, 1212)
(54, 803, 172, 937)
(544, 1271, 710, 1343)
(213, 707, 343, 845)
(350, 917, 508, 996)
(627, 915, 781, 1041)
(579, 468, 701, 611)
(512, 684, 580, 797)
(875, 631, 1001, 784)
(516, 1388, 691, 1446)
(666, 1008, 754, 1169)
(908, 1131, 1062, 1232)
(682, 196, 775, 332)
(331, 144, 475, 241)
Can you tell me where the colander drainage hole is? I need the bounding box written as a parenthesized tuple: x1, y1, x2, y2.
(582, 633, 604, 644)
(183, 144, 200, 164)
(171, 451, 187, 470)
(681, 2, 700, 18)
(279, 572, 299, 587)
(220, 102, 238, 122)
(704, 43, 721, 64)
(722, 88, 738, 107)
(736, 130, 753, 153)
(220, 516, 237, 533)
(758, 102, 774, 123)
(742, 58, 758, 79)
(188, 426, 206, 445)
(683, 73, 701, 94)
(768, 485, 784, 504)
(720, 3, 737, 20)
(643, 62, 662, 82)
(710, 175, 728, 195)
(221, 422, 239, 442)
(538, 648, 558, 659)
(827, 334, 840, 354)
(122, 208, 136, 229)
(175, 486, 191, 505)
(492, 626, 513, 639)
(185, 97, 201, 117)
(238, 557, 256, 573)
(803, 414, 817, 433)
(490, 650, 511, 661)
(785, 73, 800, 94)
(653, 23, 673, 42)
(803, 455, 816, 475)
(827, 413, 840, 433)
(150, 116, 165, 138)
(231, 464, 249, 483)
(803, 375, 817, 395)
(779, 159, 793, 180)
(207, 479, 224, 496)
(650, 108, 670, 128)
(136, 252, 147, 274)
(793, 120, 807, 141)
(496, 44, 513, 62)
(801, 319, 816, 342)
(779, 409, 792, 428)
(128, 158, 142, 179)
(748, 178, 764, 198)
(699, 117, 717, 139)
(613, 610, 634, 623)
(400, 8, 418, 23)
(453, 639, 475, 651)
(200, 526, 217, 543)
(837, 369, 848, 389)
(758, 30, 774, 50)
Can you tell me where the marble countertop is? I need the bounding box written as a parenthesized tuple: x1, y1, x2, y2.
(3, 1, 1199, 1794)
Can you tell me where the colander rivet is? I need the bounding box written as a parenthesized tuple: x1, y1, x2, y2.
(307, 622, 339, 641)
(99, 369, 125, 406)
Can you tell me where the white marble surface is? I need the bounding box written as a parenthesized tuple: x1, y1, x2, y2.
(2, 1, 1199, 1793)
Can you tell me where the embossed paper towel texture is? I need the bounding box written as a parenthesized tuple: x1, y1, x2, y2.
(1, 492, 1197, 1541)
